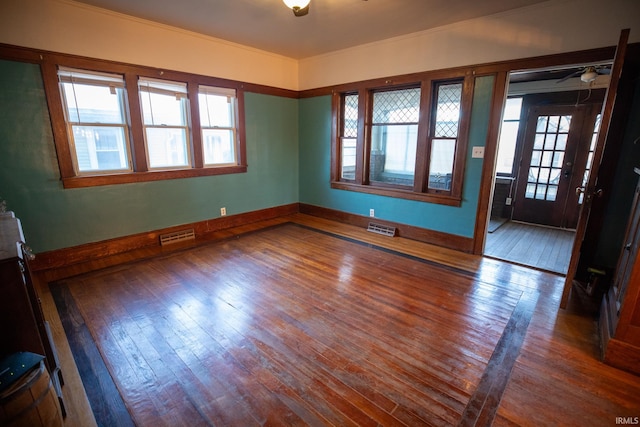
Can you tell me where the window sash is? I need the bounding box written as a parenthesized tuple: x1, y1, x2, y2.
(58, 68, 132, 174)
(139, 78, 192, 170)
(198, 85, 238, 166)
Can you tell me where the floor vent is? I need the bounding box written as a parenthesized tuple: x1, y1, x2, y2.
(367, 222, 397, 237)
(159, 229, 195, 246)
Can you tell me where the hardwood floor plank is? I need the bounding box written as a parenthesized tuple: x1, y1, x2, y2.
(51, 283, 135, 427)
(48, 218, 639, 427)
(485, 221, 576, 274)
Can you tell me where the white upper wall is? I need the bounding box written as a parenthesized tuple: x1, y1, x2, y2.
(0, 0, 638, 91)
(0, 0, 300, 90)
(299, 0, 640, 90)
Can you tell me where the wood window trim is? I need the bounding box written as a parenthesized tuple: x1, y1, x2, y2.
(39, 55, 248, 188)
(330, 71, 474, 207)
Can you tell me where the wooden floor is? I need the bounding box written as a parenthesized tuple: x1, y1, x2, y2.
(37, 214, 639, 426)
(484, 221, 576, 274)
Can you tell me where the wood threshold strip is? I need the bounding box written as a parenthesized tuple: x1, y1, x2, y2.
(50, 222, 539, 426)
(459, 290, 540, 426)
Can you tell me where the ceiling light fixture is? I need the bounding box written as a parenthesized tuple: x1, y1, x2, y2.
(283, 0, 310, 16)
(580, 67, 599, 83)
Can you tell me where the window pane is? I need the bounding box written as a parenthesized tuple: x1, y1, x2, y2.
(72, 126, 129, 172)
(145, 128, 189, 168)
(552, 152, 564, 168)
(202, 129, 235, 165)
(343, 94, 359, 138)
(496, 121, 519, 174)
(534, 134, 545, 150)
(535, 184, 547, 200)
(62, 83, 125, 124)
(428, 138, 455, 191)
(544, 133, 556, 150)
(341, 138, 356, 180)
(434, 83, 462, 138)
(556, 133, 568, 151)
(558, 115, 571, 132)
(198, 92, 233, 128)
(503, 97, 523, 121)
(530, 150, 542, 167)
(547, 185, 558, 201)
(140, 90, 187, 126)
(538, 167, 551, 184)
(525, 183, 536, 198)
(370, 124, 417, 186)
(536, 116, 548, 132)
(372, 88, 420, 123)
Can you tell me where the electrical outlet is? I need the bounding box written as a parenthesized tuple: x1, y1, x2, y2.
(369, 209, 375, 217)
(220, 207, 226, 216)
(505, 197, 512, 206)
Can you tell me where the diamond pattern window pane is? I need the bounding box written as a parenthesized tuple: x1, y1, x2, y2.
(372, 88, 420, 124)
(343, 94, 359, 138)
(434, 83, 462, 137)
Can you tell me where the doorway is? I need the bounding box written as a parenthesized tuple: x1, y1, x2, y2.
(485, 66, 609, 274)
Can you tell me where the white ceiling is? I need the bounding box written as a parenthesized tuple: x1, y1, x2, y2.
(73, 0, 549, 59)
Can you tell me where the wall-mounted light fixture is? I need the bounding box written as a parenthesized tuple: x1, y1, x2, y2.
(283, 0, 310, 16)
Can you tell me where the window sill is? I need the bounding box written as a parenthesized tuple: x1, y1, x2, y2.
(62, 165, 248, 188)
(330, 181, 462, 207)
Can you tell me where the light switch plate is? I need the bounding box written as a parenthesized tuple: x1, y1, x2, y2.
(472, 146, 484, 158)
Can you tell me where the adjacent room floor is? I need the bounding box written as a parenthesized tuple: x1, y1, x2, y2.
(40, 215, 639, 426)
(485, 220, 576, 275)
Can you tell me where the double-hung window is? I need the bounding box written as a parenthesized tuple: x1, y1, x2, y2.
(198, 86, 238, 166)
(370, 87, 420, 187)
(58, 68, 131, 174)
(43, 54, 248, 188)
(339, 93, 359, 180)
(332, 74, 473, 206)
(139, 78, 191, 169)
(428, 81, 463, 191)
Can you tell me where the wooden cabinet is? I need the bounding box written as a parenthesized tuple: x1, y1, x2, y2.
(0, 213, 65, 415)
(600, 168, 640, 375)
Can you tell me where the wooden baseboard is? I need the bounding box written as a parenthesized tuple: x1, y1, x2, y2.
(31, 202, 474, 278)
(299, 203, 474, 253)
(31, 203, 299, 273)
(603, 337, 640, 376)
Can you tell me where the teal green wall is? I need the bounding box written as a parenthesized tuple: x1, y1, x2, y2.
(0, 60, 298, 253)
(299, 76, 494, 238)
(0, 58, 511, 252)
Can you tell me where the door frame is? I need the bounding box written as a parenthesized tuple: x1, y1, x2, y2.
(472, 37, 625, 262)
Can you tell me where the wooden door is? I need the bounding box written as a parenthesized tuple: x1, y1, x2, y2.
(560, 29, 629, 308)
(513, 104, 601, 228)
